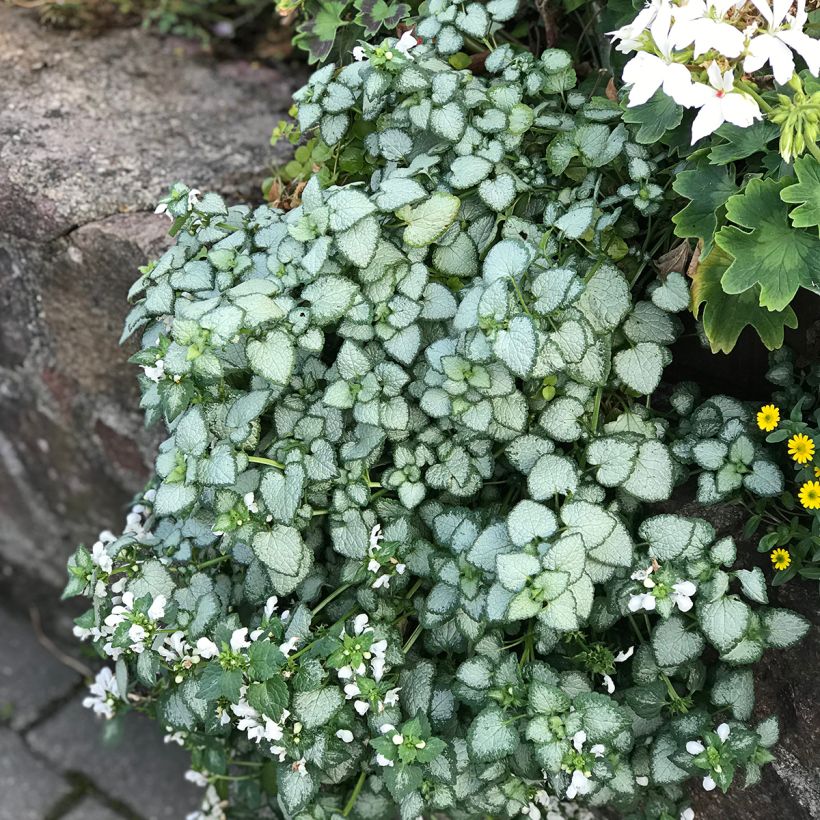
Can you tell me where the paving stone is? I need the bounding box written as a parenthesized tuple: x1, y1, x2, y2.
(0, 727, 71, 820)
(62, 797, 130, 820)
(0, 606, 79, 730)
(26, 698, 200, 820)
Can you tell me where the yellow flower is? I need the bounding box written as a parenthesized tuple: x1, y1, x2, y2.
(814, 466, 820, 479)
(798, 480, 820, 510)
(770, 548, 791, 571)
(756, 404, 780, 432)
(787, 433, 815, 464)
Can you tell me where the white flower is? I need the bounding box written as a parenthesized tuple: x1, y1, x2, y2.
(687, 740, 706, 755)
(602, 645, 635, 693)
(671, 580, 697, 612)
(744, 0, 820, 84)
(670, 0, 746, 58)
(566, 768, 592, 799)
(353, 614, 371, 635)
(243, 492, 258, 514)
(292, 758, 308, 777)
(622, 3, 699, 107)
(372, 574, 391, 589)
(82, 667, 120, 719)
(702, 774, 717, 790)
(352, 45, 368, 61)
(279, 636, 300, 657)
(264, 596, 279, 619)
(376, 753, 394, 767)
(716, 722, 731, 742)
(185, 770, 209, 788)
(229, 628, 250, 653)
(391, 733, 404, 745)
(186, 785, 227, 820)
(187, 189, 201, 209)
(635, 775, 650, 786)
(154, 202, 172, 219)
(336, 729, 354, 743)
(371, 656, 386, 682)
(148, 594, 167, 621)
(608, 0, 667, 53)
(631, 565, 657, 588)
(367, 558, 381, 574)
(395, 30, 419, 59)
(141, 359, 165, 382)
(572, 730, 587, 752)
(383, 687, 401, 708)
(628, 591, 657, 612)
(196, 637, 220, 659)
(91, 541, 113, 574)
(354, 700, 370, 716)
(369, 523, 383, 551)
(681, 808, 695, 820)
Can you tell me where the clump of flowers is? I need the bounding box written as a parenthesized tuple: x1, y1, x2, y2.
(610, 0, 820, 157)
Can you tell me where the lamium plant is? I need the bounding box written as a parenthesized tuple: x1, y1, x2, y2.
(66, 4, 812, 820)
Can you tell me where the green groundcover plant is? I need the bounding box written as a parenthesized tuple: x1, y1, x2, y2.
(65, 3, 814, 820)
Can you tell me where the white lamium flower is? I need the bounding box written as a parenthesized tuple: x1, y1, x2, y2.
(335, 729, 354, 743)
(196, 637, 219, 659)
(352, 45, 368, 61)
(622, 3, 699, 107)
(628, 591, 657, 612)
(635, 775, 650, 786)
(671, 580, 697, 612)
(689, 62, 762, 141)
(743, 0, 820, 84)
(716, 722, 731, 742)
(686, 739, 706, 754)
(670, 0, 746, 58)
(185, 770, 209, 788)
(147, 594, 166, 620)
(91, 541, 113, 574)
(82, 667, 120, 719)
(141, 359, 165, 382)
(702, 774, 717, 790)
(229, 627, 251, 652)
(243, 492, 258, 514)
(602, 645, 635, 693)
(376, 753, 394, 767)
(395, 30, 419, 59)
(279, 636, 299, 657)
(353, 614, 371, 635)
(631, 565, 657, 588)
(681, 809, 695, 820)
(264, 596, 278, 619)
(566, 768, 592, 799)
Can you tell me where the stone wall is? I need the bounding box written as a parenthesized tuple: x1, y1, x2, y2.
(0, 6, 305, 585)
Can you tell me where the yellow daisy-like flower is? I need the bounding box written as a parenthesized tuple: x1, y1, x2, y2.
(814, 466, 820, 479)
(787, 433, 815, 464)
(756, 404, 780, 432)
(798, 480, 820, 510)
(770, 548, 791, 571)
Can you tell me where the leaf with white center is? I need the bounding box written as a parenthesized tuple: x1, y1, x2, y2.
(555, 202, 594, 239)
(587, 436, 638, 487)
(614, 342, 665, 395)
(374, 178, 428, 211)
(711, 668, 754, 721)
(260, 465, 304, 525)
(528, 453, 578, 500)
(507, 500, 557, 546)
(175, 407, 208, 456)
(398, 193, 461, 247)
(302, 275, 358, 324)
(335, 215, 379, 267)
(743, 460, 784, 497)
(575, 693, 631, 742)
(496, 553, 540, 592)
(482, 239, 532, 284)
(430, 103, 466, 142)
(735, 567, 768, 604)
(247, 330, 295, 386)
(640, 514, 714, 561)
(467, 706, 518, 762)
(652, 615, 705, 667)
(539, 397, 585, 442)
(494, 315, 536, 377)
(154, 483, 197, 516)
(761, 608, 809, 649)
(576, 266, 631, 332)
(700, 597, 750, 654)
(328, 188, 376, 232)
(277, 764, 317, 815)
(651, 272, 690, 313)
(252, 526, 312, 595)
(621, 440, 673, 502)
(293, 687, 343, 729)
(478, 175, 516, 212)
(449, 155, 494, 189)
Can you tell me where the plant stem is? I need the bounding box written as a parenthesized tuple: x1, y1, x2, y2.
(195, 554, 231, 571)
(402, 623, 423, 653)
(342, 770, 367, 817)
(312, 582, 353, 616)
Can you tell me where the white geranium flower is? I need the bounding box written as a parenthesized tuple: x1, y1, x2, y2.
(744, 0, 820, 84)
(670, 0, 746, 58)
(689, 62, 762, 141)
(622, 2, 699, 107)
(608, 0, 668, 53)
(671, 580, 697, 612)
(82, 667, 120, 719)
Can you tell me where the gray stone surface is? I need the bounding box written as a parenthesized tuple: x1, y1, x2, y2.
(0, 607, 80, 730)
(0, 728, 71, 819)
(26, 699, 200, 820)
(62, 797, 133, 820)
(0, 5, 305, 585)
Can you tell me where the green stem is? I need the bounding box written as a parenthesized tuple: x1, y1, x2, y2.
(194, 554, 231, 571)
(248, 455, 285, 470)
(402, 623, 423, 653)
(343, 770, 367, 817)
(739, 81, 772, 113)
(405, 578, 423, 599)
(312, 582, 353, 616)
(590, 386, 603, 434)
(807, 140, 820, 163)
